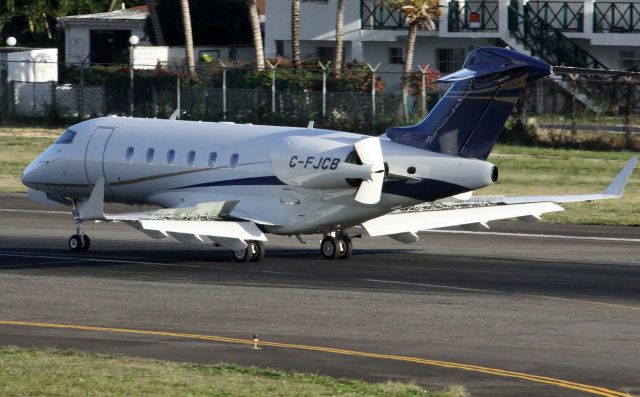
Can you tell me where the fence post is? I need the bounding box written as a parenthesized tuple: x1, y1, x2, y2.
(367, 62, 380, 125)
(417, 64, 430, 117)
(79, 59, 85, 118)
(31, 58, 36, 115)
(266, 59, 281, 118)
(176, 67, 181, 118)
(569, 73, 578, 143)
(219, 59, 227, 120)
(129, 48, 135, 116)
(624, 76, 634, 150)
(318, 61, 331, 121)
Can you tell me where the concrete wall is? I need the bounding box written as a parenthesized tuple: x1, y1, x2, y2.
(7, 49, 58, 82)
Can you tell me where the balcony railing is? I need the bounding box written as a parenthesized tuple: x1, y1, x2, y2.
(526, 1, 583, 31)
(448, 0, 499, 32)
(360, 0, 439, 30)
(594, 1, 640, 33)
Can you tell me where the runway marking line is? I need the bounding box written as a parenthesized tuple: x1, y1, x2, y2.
(424, 229, 640, 243)
(364, 279, 640, 312)
(0, 320, 628, 397)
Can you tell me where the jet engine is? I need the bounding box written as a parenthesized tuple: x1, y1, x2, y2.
(271, 136, 386, 204)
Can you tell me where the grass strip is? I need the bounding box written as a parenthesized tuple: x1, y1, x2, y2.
(0, 346, 463, 397)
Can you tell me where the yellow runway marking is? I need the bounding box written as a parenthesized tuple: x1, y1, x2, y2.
(0, 320, 629, 397)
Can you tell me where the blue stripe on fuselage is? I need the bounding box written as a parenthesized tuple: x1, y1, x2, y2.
(172, 176, 467, 202)
(172, 176, 287, 189)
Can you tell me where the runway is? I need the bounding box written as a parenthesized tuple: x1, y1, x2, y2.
(0, 193, 638, 396)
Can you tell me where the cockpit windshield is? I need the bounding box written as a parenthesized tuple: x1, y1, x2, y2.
(55, 129, 77, 144)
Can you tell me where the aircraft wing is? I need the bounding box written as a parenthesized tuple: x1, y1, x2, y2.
(118, 218, 266, 251)
(362, 156, 637, 240)
(70, 185, 267, 251)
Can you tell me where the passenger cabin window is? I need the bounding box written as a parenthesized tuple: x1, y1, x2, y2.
(146, 148, 155, 164)
(230, 153, 239, 169)
(166, 149, 175, 165)
(125, 147, 134, 163)
(55, 129, 77, 144)
(208, 152, 217, 167)
(187, 151, 196, 167)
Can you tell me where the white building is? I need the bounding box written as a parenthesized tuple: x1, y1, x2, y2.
(265, 0, 640, 90)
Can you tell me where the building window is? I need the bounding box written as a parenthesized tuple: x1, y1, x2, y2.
(146, 148, 155, 164)
(166, 150, 175, 165)
(276, 40, 284, 56)
(230, 153, 239, 169)
(316, 47, 335, 62)
(620, 50, 640, 71)
(208, 152, 218, 167)
(187, 151, 196, 167)
(389, 48, 404, 64)
(437, 48, 466, 74)
(125, 147, 134, 163)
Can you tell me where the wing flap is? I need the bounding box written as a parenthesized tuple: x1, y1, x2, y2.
(362, 202, 563, 237)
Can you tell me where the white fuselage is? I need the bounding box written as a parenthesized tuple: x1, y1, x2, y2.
(22, 117, 497, 235)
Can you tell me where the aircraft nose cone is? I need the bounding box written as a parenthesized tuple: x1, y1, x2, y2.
(21, 159, 42, 187)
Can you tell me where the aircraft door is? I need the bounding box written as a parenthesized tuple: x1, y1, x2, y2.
(85, 127, 115, 196)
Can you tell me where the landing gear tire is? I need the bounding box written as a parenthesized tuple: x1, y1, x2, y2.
(337, 237, 353, 260)
(233, 240, 265, 263)
(68, 235, 82, 252)
(69, 234, 91, 252)
(251, 241, 265, 262)
(320, 236, 339, 260)
(80, 235, 91, 252)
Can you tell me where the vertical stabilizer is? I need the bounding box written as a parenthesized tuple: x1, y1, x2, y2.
(384, 47, 550, 160)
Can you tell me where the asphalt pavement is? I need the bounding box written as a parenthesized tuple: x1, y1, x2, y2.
(0, 193, 638, 396)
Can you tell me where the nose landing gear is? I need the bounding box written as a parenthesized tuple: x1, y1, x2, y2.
(69, 204, 91, 252)
(320, 234, 352, 260)
(68, 234, 90, 252)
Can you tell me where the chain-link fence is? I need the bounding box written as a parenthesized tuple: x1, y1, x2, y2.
(1, 59, 639, 148)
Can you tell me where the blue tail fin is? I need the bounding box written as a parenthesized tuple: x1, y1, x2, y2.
(384, 47, 550, 160)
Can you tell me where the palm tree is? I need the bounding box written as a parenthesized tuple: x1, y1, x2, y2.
(334, 0, 345, 76)
(389, 0, 440, 77)
(389, 0, 440, 120)
(248, 0, 265, 71)
(291, 0, 301, 68)
(146, 0, 165, 45)
(180, 0, 196, 76)
(107, 0, 117, 12)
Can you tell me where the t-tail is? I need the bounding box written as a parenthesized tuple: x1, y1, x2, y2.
(384, 47, 550, 160)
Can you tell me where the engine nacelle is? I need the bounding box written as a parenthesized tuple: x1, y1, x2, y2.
(271, 136, 371, 189)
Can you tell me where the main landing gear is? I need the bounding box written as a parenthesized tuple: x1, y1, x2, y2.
(320, 235, 353, 260)
(233, 240, 265, 263)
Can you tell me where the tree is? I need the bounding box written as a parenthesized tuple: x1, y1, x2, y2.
(247, 0, 264, 71)
(146, 0, 165, 45)
(180, 0, 195, 76)
(107, 0, 117, 12)
(389, 0, 440, 120)
(389, 0, 440, 77)
(291, 0, 301, 68)
(334, 0, 345, 76)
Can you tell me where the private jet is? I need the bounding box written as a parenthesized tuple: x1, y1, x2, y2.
(21, 47, 637, 262)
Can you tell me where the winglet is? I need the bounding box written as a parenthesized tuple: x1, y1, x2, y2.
(603, 156, 637, 197)
(78, 177, 105, 220)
